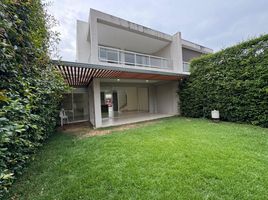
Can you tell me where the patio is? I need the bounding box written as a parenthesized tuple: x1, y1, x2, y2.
(102, 111, 174, 127)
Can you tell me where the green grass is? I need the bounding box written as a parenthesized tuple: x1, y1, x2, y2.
(7, 117, 268, 200)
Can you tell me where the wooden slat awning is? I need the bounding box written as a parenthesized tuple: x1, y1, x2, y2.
(52, 60, 186, 87)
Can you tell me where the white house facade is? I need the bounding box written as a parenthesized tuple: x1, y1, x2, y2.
(56, 9, 212, 128)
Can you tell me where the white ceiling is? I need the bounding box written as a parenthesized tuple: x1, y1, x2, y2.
(97, 23, 170, 54)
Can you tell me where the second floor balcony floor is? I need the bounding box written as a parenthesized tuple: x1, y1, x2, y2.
(98, 46, 173, 71)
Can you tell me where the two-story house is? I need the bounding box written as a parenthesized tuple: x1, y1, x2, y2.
(56, 9, 212, 128)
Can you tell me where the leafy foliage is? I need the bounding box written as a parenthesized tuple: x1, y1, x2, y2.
(180, 35, 268, 127)
(0, 0, 68, 197)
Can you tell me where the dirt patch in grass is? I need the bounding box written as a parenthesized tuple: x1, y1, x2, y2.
(58, 120, 160, 138)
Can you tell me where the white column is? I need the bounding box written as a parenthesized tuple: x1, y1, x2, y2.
(88, 82, 95, 126)
(93, 78, 102, 128)
(171, 81, 179, 115)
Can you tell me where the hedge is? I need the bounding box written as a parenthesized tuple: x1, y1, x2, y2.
(0, 0, 68, 197)
(180, 34, 268, 127)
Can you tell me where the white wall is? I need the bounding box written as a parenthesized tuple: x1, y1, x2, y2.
(137, 88, 149, 111)
(156, 81, 178, 114)
(148, 86, 157, 113)
(76, 20, 91, 63)
(121, 87, 138, 111)
(117, 90, 127, 110)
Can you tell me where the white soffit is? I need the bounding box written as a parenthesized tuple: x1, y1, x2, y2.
(97, 23, 170, 54)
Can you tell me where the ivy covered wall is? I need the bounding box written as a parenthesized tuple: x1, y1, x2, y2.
(0, 0, 68, 196)
(180, 35, 268, 127)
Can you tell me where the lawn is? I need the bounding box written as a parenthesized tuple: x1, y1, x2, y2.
(7, 117, 268, 200)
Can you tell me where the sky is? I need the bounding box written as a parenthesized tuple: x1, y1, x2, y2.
(46, 0, 268, 61)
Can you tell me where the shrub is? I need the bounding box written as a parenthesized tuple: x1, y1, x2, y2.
(0, 0, 68, 197)
(180, 35, 268, 127)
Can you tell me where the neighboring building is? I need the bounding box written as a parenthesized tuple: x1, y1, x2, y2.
(56, 9, 212, 128)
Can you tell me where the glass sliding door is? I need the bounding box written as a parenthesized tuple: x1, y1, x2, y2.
(61, 88, 89, 123)
(73, 92, 88, 121)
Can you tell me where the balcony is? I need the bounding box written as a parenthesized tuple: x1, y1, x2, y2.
(183, 62, 190, 72)
(98, 46, 173, 70)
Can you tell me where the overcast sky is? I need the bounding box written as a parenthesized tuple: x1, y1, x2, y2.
(46, 0, 268, 61)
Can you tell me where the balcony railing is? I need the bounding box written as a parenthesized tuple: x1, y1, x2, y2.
(183, 62, 190, 72)
(98, 46, 173, 70)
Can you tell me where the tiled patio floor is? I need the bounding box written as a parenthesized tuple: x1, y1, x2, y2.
(102, 111, 174, 127)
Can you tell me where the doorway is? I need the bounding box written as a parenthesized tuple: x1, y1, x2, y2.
(101, 91, 119, 118)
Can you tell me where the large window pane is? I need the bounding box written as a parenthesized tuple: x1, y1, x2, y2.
(73, 93, 88, 121)
(62, 94, 72, 110)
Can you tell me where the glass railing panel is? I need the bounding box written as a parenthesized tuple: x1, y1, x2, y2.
(99, 47, 107, 61)
(106, 49, 118, 63)
(183, 62, 190, 72)
(136, 54, 149, 66)
(124, 52, 135, 65)
(98, 46, 172, 70)
(150, 57, 162, 67)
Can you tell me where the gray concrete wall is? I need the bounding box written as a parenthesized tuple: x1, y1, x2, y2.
(153, 44, 171, 60)
(76, 20, 91, 62)
(182, 47, 203, 62)
(170, 32, 183, 72)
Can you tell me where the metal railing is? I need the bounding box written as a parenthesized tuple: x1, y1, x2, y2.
(98, 46, 173, 70)
(183, 61, 190, 72)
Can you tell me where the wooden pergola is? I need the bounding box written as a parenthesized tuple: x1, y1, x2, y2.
(52, 60, 185, 87)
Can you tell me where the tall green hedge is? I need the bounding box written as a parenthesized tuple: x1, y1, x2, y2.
(180, 35, 268, 127)
(0, 0, 68, 197)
